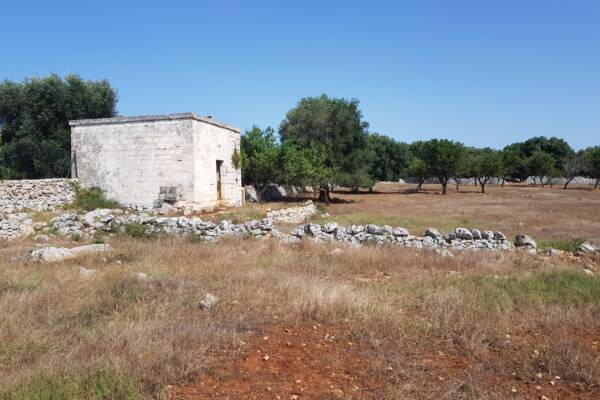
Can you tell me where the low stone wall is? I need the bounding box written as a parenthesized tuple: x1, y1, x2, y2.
(292, 224, 512, 255)
(266, 201, 317, 224)
(0, 179, 77, 213)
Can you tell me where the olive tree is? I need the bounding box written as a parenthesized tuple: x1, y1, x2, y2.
(420, 139, 465, 195)
(0, 74, 117, 178)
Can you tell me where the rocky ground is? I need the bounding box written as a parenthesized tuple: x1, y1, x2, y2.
(3, 198, 600, 262)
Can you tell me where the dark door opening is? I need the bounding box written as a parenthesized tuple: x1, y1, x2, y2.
(216, 160, 223, 200)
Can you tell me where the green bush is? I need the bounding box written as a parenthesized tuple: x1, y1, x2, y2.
(71, 185, 120, 211)
(124, 223, 149, 239)
(93, 234, 106, 244)
(0, 369, 141, 400)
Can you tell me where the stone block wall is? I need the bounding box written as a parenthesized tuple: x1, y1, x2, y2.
(70, 113, 242, 210)
(71, 116, 196, 207)
(0, 179, 77, 213)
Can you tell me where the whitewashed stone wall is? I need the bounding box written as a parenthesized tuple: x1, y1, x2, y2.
(70, 113, 242, 210)
(0, 179, 76, 213)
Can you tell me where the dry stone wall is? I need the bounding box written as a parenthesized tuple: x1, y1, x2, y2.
(0, 179, 76, 213)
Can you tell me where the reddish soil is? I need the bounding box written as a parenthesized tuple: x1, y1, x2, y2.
(169, 324, 600, 400)
(169, 324, 379, 400)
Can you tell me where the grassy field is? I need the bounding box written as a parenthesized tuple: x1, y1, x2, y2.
(313, 183, 600, 243)
(1, 184, 599, 399)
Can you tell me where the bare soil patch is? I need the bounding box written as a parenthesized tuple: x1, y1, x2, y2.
(170, 324, 377, 400)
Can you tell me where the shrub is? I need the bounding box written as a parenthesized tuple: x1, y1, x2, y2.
(93, 234, 106, 244)
(231, 147, 241, 169)
(71, 185, 120, 211)
(124, 223, 149, 239)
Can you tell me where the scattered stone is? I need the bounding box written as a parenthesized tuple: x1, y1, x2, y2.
(199, 293, 219, 310)
(328, 248, 345, 256)
(244, 186, 258, 203)
(425, 227, 442, 238)
(393, 227, 409, 237)
(455, 228, 473, 240)
(32, 222, 48, 231)
(577, 242, 598, 255)
(158, 202, 174, 215)
(261, 184, 286, 201)
(134, 272, 148, 280)
(481, 230, 494, 240)
(494, 231, 507, 241)
(514, 234, 537, 249)
(30, 244, 112, 262)
(79, 267, 97, 277)
(322, 222, 338, 234)
(33, 234, 50, 243)
(435, 248, 454, 257)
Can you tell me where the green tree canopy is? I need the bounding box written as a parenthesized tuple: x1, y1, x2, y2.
(276, 142, 316, 187)
(583, 146, 600, 190)
(419, 139, 465, 195)
(526, 151, 555, 186)
(471, 148, 503, 193)
(279, 94, 372, 202)
(240, 126, 279, 189)
(0, 74, 117, 178)
(367, 134, 410, 181)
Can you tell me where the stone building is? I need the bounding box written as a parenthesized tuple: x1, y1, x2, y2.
(69, 113, 242, 211)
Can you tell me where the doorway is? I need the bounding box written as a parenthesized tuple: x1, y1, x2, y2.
(216, 160, 223, 200)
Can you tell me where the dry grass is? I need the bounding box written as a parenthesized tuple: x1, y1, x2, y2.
(1, 233, 599, 399)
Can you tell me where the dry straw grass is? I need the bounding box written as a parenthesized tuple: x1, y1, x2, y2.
(1, 235, 599, 399)
(1, 185, 599, 398)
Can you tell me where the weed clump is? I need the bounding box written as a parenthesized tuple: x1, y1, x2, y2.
(70, 184, 120, 212)
(124, 223, 149, 239)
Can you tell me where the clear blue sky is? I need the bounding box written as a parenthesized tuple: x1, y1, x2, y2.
(2, 0, 598, 150)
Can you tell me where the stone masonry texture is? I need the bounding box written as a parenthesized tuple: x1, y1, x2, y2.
(70, 113, 242, 210)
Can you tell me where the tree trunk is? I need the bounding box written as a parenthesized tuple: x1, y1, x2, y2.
(501, 178, 505, 187)
(478, 177, 486, 194)
(455, 178, 460, 191)
(441, 181, 448, 195)
(595, 178, 599, 190)
(318, 188, 330, 204)
(416, 180, 423, 192)
(563, 178, 572, 190)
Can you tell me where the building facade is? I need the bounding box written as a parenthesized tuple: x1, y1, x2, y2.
(70, 113, 242, 211)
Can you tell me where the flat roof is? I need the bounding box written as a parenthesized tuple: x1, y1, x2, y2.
(69, 112, 240, 133)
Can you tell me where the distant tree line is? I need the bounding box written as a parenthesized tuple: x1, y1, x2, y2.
(1, 78, 598, 194)
(0, 74, 117, 179)
(242, 95, 600, 198)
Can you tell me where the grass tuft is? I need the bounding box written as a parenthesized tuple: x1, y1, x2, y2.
(538, 238, 586, 253)
(472, 270, 600, 305)
(0, 369, 141, 400)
